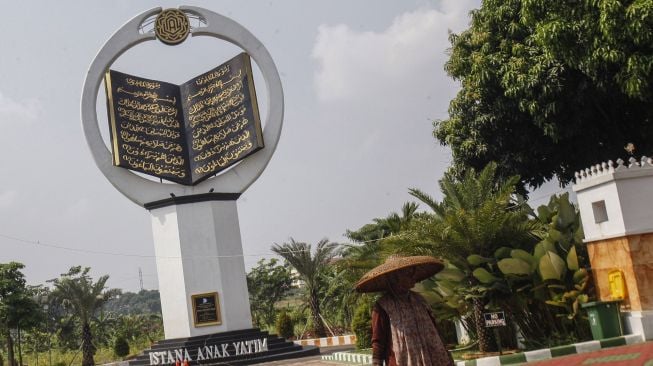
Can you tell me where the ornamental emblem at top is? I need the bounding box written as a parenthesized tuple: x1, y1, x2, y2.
(155, 8, 190, 45)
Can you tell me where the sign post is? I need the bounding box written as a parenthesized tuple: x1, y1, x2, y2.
(484, 311, 507, 355)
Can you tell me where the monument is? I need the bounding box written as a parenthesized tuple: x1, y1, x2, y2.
(81, 6, 318, 364)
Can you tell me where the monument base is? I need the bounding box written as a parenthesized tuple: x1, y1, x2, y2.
(623, 310, 653, 340)
(127, 328, 319, 365)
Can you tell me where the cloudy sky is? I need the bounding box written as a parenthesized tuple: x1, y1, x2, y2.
(0, 0, 564, 292)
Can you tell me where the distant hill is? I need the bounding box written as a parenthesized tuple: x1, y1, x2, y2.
(104, 289, 162, 315)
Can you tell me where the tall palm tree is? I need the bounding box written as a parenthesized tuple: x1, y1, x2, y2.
(271, 238, 339, 338)
(51, 266, 118, 366)
(389, 163, 533, 352)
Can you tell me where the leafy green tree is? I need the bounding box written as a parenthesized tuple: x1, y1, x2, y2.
(246, 259, 293, 327)
(271, 238, 339, 338)
(0, 263, 42, 366)
(103, 290, 161, 315)
(436, 0, 653, 190)
(385, 163, 533, 352)
(50, 266, 118, 366)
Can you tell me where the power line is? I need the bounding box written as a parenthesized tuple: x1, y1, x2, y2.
(0, 232, 319, 259)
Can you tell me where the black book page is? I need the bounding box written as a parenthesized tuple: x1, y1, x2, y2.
(105, 70, 191, 184)
(180, 53, 264, 184)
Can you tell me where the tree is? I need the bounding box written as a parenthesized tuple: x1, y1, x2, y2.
(385, 163, 534, 352)
(0, 263, 42, 366)
(246, 259, 293, 327)
(50, 266, 118, 366)
(104, 289, 161, 316)
(436, 0, 653, 190)
(271, 238, 339, 338)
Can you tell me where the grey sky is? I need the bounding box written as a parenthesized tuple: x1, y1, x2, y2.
(0, 0, 569, 292)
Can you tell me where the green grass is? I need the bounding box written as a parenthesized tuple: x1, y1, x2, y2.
(21, 339, 154, 366)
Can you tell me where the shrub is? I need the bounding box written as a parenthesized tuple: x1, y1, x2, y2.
(276, 310, 294, 339)
(351, 299, 373, 349)
(113, 335, 130, 358)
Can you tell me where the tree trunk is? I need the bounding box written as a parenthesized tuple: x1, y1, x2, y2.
(472, 298, 495, 353)
(17, 327, 21, 366)
(309, 289, 326, 337)
(6, 328, 15, 366)
(81, 322, 96, 366)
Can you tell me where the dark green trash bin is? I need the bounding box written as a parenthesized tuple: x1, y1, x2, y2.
(581, 300, 623, 340)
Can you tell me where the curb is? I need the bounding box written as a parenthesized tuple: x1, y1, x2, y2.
(454, 334, 645, 365)
(321, 351, 372, 364)
(294, 334, 357, 347)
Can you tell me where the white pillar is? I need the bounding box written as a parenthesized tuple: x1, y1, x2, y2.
(149, 200, 253, 339)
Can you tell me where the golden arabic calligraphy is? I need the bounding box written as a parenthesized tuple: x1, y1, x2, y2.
(194, 142, 254, 174)
(118, 98, 178, 116)
(122, 155, 186, 178)
(117, 87, 176, 104)
(194, 65, 231, 86)
(117, 108, 180, 128)
(120, 131, 183, 153)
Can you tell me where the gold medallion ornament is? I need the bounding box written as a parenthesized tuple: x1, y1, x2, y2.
(155, 9, 190, 45)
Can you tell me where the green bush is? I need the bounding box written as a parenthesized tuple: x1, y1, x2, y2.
(113, 335, 130, 358)
(276, 310, 294, 339)
(352, 299, 373, 350)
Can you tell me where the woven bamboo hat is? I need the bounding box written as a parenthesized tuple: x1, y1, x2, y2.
(355, 255, 444, 293)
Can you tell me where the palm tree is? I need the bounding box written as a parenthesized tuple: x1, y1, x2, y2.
(271, 238, 339, 338)
(387, 163, 533, 352)
(50, 266, 118, 366)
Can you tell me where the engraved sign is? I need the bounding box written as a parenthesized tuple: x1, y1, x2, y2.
(192, 292, 221, 326)
(155, 9, 190, 45)
(484, 311, 506, 327)
(104, 53, 264, 185)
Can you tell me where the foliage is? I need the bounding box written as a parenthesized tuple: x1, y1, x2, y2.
(113, 335, 129, 358)
(0, 262, 43, 366)
(383, 163, 533, 352)
(319, 266, 359, 331)
(497, 193, 593, 347)
(246, 258, 293, 328)
(113, 313, 163, 344)
(351, 296, 374, 350)
(436, 0, 653, 191)
(275, 310, 294, 339)
(50, 266, 118, 366)
(104, 290, 162, 315)
(271, 238, 339, 338)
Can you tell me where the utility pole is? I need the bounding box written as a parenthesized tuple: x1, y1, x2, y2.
(139, 267, 144, 291)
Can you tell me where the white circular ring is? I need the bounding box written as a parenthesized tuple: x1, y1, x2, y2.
(81, 6, 284, 207)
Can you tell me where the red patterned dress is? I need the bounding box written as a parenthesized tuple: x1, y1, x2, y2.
(371, 291, 454, 366)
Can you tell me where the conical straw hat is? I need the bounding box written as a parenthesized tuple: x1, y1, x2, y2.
(355, 255, 444, 293)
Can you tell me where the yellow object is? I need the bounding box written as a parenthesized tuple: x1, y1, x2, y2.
(608, 269, 627, 300)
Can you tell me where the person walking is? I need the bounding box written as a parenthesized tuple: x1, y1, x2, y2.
(355, 255, 454, 366)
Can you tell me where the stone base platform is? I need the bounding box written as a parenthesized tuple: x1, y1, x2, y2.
(127, 328, 319, 365)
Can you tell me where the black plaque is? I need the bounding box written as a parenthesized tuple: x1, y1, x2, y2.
(192, 292, 221, 326)
(105, 53, 264, 185)
(483, 311, 506, 327)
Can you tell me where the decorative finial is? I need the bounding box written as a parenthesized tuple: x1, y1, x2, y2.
(625, 142, 636, 156)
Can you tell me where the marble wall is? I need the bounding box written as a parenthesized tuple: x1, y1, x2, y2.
(587, 233, 653, 311)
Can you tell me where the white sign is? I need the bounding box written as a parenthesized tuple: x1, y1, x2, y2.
(148, 338, 268, 365)
(484, 311, 506, 327)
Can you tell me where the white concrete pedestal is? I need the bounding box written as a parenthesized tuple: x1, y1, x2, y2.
(623, 310, 653, 340)
(149, 200, 253, 339)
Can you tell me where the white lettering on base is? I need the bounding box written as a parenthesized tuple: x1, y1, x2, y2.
(148, 338, 267, 365)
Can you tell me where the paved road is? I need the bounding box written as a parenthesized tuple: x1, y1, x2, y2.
(527, 341, 653, 365)
(257, 345, 354, 365)
(259, 342, 653, 365)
